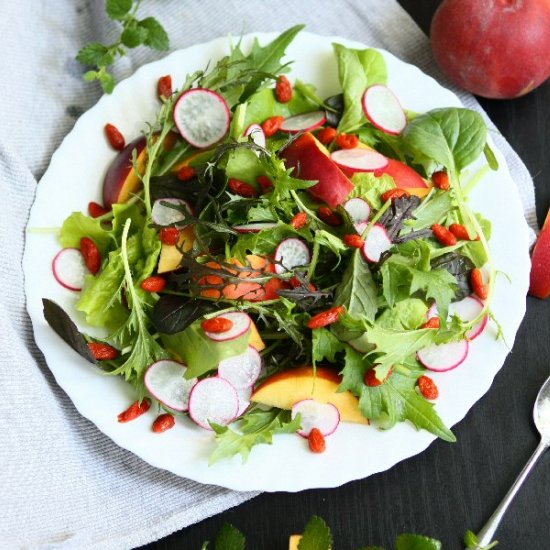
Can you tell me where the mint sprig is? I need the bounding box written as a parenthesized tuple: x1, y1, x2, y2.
(77, 0, 169, 93)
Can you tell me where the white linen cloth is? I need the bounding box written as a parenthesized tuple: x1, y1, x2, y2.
(0, 1, 537, 548)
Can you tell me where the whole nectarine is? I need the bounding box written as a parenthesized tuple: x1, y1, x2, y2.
(529, 208, 550, 299)
(431, 0, 550, 98)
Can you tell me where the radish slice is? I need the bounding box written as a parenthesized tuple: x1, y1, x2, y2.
(280, 111, 327, 134)
(144, 360, 197, 412)
(274, 238, 311, 274)
(244, 124, 266, 148)
(174, 88, 230, 148)
(331, 148, 389, 172)
(362, 84, 407, 135)
(343, 197, 371, 230)
(236, 386, 253, 416)
(203, 312, 252, 342)
(152, 198, 192, 227)
(361, 224, 392, 262)
(233, 222, 278, 233)
(291, 399, 340, 438)
(52, 248, 89, 291)
(417, 340, 469, 372)
(217, 346, 262, 389)
(428, 296, 488, 340)
(188, 377, 239, 430)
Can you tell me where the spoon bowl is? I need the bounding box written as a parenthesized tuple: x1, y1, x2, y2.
(534, 375, 550, 441)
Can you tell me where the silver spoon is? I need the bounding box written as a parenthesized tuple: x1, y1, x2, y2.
(474, 375, 550, 548)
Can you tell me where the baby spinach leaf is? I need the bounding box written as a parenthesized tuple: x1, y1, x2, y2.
(409, 190, 454, 230)
(42, 299, 96, 364)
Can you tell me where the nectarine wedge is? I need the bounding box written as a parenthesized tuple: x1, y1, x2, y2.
(530, 208, 550, 299)
(157, 226, 195, 274)
(251, 366, 368, 424)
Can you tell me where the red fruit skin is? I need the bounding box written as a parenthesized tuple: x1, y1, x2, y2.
(374, 159, 428, 189)
(529, 209, 550, 298)
(430, 0, 550, 99)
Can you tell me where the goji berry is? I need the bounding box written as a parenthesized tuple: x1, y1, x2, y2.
(141, 276, 166, 293)
(343, 234, 364, 248)
(228, 178, 259, 198)
(177, 166, 196, 181)
(88, 201, 108, 218)
(157, 75, 172, 99)
(449, 223, 475, 241)
(316, 127, 337, 145)
(88, 342, 118, 361)
(418, 375, 439, 400)
(159, 227, 180, 246)
(201, 317, 234, 333)
(308, 428, 326, 453)
(471, 268, 488, 300)
(291, 211, 308, 230)
(432, 170, 450, 190)
(257, 175, 273, 193)
(104, 123, 125, 151)
(381, 188, 410, 203)
(152, 413, 175, 433)
(364, 367, 393, 387)
(431, 224, 458, 247)
(318, 206, 343, 226)
(336, 133, 359, 149)
(307, 306, 345, 329)
(118, 398, 151, 423)
(261, 116, 284, 138)
(275, 75, 293, 103)
(80, 237, 101, 275)
(422, 317, 441, 329)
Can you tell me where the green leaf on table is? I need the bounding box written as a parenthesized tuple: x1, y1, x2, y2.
(214, 523, 246, 550)
(334, 250, 378, 322)
(298, 515, 333, 550)
(121, 23, 147, 48)
(396, 533, 442, 550)
(209, 409, 301, 464)
(138, 17, 170, 50)
(106, 0, 133, 20)
(76, 42, 114, 66)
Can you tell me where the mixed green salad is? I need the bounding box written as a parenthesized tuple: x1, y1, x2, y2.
(44, 25, 501, 463)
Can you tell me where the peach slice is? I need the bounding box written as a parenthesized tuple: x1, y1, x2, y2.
(251, 366, 368, 424)
(102, 137, 147, 209)
(530, 208, 550, 299)
(288, 535, 302, 550)
(375, 158, 428, 189)
(157, 226, 195, 274)
(282, 133, 354, 208)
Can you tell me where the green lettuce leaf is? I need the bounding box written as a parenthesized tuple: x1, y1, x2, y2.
(377, 298, 428, 331)
(350, 172, 395, 210)
(59, 212, 113, 254)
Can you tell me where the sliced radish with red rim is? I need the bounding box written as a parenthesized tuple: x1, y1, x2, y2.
(174, 88, 230, 148)
(428, 296, 487, 340)
(218, 345, 262, 389)
(361, 224, 392, 262)
(188, 377, 239, 430)
(274, 238, 311, 274)
(280, 111, 327, 134)
(291, 399, 340, 437)
(417, 340, 469, 372)
(152, 198, 192, 227)
(331, 148, 389, 172)
(233, 222, 278, 233)
(362, 84, 407, 135)
(244, 124, 266, 148)
(52, 248, 89, 291)
(354, 221, 368, 235)
(144, 360, 197, 412)
(343, 197, 371, 231)
(203, 312, 251, 342)
(236, 385, 253, 416)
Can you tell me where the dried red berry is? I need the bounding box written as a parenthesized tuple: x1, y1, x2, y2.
(336, 133, 359, 149)
(307, 306, 345, 329)
(118, 399, 151, 423)
(471, 268, 488, 300)
(80, 237, 101, 275)
(449, 223, 475, 241)
(432, 171, 450, 190)
(201, 317, 234, 333)
(291, 211, 308, 230)
(422, 317, 441, 329)
(308, 428, 326, 453)
(159, 227, 180, 246)
(141, 276, 166, 293)
(177, 166, 196, 181)
(431, 224, 458, 247)
(157, 75, 173, 99)
(318, 206, 343, 226)
(275, 75, 293, 103)
(418, 375, 439, 400)
(228, 178, 259, 198)
(88, 201, 108, 218)
(88, 342, 118, 361)
(343, 234, 364, 248)
(316, 127, 337, 145)
(261, 116, 285, 137)
(257, 175, 273, 193)
(381, 188, 410, 203)
(152, 413, 175, 433)
(104, 123, 125, 151)
(364, 367, 393, 387)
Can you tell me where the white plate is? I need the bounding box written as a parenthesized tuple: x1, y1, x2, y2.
(24, 32, 530, 492)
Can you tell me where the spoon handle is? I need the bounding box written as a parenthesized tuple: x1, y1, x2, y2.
(475, 440, 548, 547)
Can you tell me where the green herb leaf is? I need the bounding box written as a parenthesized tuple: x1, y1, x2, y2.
(484, 142, 499, 171)
(121, 24, 147, 48)
(339, 345, 370, 395)
(409, 267, 457, 324)
(312, 327, 345, 367)
(396, 533, 442, 550)
(209, 409, 300, 464)
(298, 515, 333, 550)
(214, 523, 246, 550)
(350, 172, 395, 211)
(138, 17, 170, 50)
(59, 211, 114, 254)
(106, 0, 133, 20)
(409, 190, 454, 230)
(76, 42, 114, 66)
(464, 530, 480, 548)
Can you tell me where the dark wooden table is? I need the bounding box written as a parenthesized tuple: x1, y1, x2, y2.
(145, 2, 550, 548)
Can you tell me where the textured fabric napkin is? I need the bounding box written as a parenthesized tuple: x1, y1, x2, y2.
(0, 1, 537, 549)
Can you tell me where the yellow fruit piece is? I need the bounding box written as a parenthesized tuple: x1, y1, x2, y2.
(289, 534, 302, 550)
(157, 226, 195, 274)
(248, 321, 265, 351)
